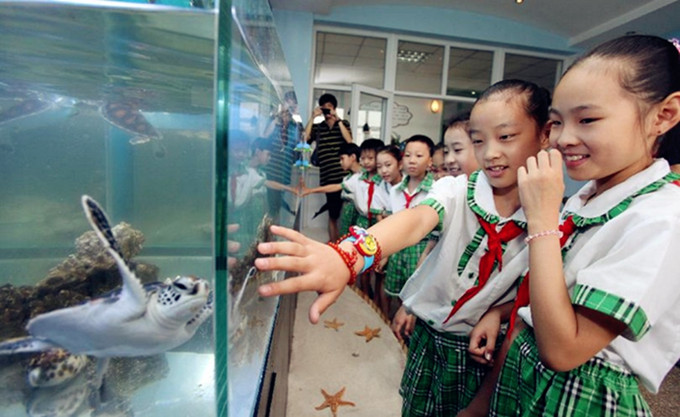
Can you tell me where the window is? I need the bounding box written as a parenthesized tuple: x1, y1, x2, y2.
(503, 53, 561, 93)
(447, 47, 492, 98)
(314, 32, 386, 89)
(395, 41, 444, 94)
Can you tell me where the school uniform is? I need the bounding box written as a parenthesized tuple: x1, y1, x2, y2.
(384, 172, 436, 296)
(398, 171, 529, 416)
(491, 159, 680, 417)
(339, 171, 361, 236)
(351, 171, 389, 228)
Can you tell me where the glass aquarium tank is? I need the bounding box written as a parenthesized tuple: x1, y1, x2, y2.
(0, 0, 296, 415)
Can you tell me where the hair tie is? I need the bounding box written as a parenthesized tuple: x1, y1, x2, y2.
(670, 38, 680, 54)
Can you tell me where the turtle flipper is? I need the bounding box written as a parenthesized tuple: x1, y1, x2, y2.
(0, 336, 56, 354)
(81, 196, 146, 310)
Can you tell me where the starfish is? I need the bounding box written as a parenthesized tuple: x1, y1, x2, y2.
(354, 325, 380, 342)
(323, 317, 344, 331)
(315, 387, 355, 416)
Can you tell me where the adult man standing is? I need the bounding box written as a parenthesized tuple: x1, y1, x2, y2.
(305, 93, 352, 241)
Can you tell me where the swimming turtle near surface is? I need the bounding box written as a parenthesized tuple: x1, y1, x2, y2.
(0, 87, 166, 157)
(0, 195, 213, 380)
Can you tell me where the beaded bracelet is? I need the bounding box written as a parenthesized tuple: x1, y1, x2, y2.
(327, 226, 383, 285)
(524, 229, 563, 244)
(327, 241, 359, 285)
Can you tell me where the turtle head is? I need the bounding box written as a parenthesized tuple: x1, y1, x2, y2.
(156, 276, 211, 323)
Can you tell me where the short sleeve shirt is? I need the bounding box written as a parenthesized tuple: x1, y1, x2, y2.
(517, 159, 680, 393)
(400, 171, 529, 333)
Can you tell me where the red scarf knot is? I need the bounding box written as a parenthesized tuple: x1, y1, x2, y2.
(443, 215, 524, 324)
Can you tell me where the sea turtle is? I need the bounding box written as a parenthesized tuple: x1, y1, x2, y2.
(27, 348, 89, 388)
(0, 86, 166, 157)
(0, 196, 213, 373)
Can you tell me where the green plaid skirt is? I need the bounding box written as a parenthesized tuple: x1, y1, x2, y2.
(401, 319, 489, 417)
(491, 328, 652, 417)
(385, 239, 429, 296)
(354, 212, 378, 229)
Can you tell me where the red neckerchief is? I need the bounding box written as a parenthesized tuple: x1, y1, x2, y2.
(403, 191, 416, 209)
(363, 178, 376, 223)
(443, 215, 524, 324)
(507, 216, 577, 335)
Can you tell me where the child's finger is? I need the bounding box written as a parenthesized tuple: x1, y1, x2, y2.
(257, 273, 321, 298)
(548, 148, 564, 170)
(469, 355, 490, 366)
(254, 254, 310, 273)
(406, 316, 415, 336)
(268, 224, 309, 244)
(524, 155, 538, 173)
(257, 240, 306, 257)
(536, 148, 551, 168)
(309, 290, 342, 324)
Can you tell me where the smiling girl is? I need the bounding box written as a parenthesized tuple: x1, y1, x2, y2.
(489, 35, 680, 417)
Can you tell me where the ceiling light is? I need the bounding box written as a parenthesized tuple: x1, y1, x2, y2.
(398, 49, 429, 63)
(516, 0, 524, 4)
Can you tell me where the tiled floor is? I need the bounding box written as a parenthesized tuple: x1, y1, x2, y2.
(643, 366, 680, 416)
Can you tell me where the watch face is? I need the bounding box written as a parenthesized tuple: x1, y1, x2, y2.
(350, 226, 377, 256)
(359, 235, 378, 256)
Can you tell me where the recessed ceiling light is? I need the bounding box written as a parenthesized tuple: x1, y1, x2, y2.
(397, 49, 430, 63)
(516, 0, 524, 4)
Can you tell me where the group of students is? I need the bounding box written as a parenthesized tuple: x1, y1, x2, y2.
(254, 35, 680, 416)
(303, 122, 479, 318)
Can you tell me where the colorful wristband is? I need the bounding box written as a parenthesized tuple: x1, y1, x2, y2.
(343, 226, 382, 274)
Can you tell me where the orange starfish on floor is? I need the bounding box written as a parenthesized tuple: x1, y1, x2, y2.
(315, 386, 355, 416)
(354, 325, 381, 342)
(323, 317, 344, 331)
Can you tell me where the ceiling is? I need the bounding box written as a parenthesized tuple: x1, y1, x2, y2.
(269, 0, 680, 48)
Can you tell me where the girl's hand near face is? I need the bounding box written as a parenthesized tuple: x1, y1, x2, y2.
(517, 149, 565, 232)
(255, 225, 351, 323)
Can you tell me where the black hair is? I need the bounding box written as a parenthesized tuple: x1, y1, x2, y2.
(403, 134, 435, 156)
(251, 137, 273, 154)
(569, 35, 680, 164)
(360, 138, 385, 153)
(338, 142, 361, 160)
(434, 143, 445, 152)
(377, 145, 402, 162)
(283, 90, 297, 103)
(476, 79, 551, 129)
(318, 93, 338, 108)
(446, 111, 470, 130)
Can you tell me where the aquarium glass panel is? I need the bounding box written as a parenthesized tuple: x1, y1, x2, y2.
(223, 0, 298, 415)
(0, 1, 219, 416)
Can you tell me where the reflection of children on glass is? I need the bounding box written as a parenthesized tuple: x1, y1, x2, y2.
(228, 133, 297, 255)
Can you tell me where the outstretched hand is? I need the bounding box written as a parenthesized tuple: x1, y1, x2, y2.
(517, 149, 565, 231)
(256, 225, 352, 324)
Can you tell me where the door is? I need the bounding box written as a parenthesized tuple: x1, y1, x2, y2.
(350, 83, 393, 145)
